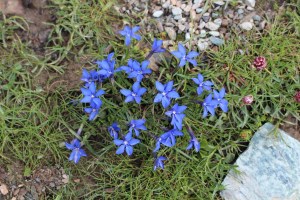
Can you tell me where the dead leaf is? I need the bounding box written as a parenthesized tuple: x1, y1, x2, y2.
(0, 184, 9, 195)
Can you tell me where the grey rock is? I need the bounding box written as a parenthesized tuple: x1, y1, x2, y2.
(237, 8, 244, 14)
(172, 7, 182, 15)
(239, 22, 253, 30)
(246, 6, 255, 11)
(193, 0, 203, 3)
(184, 5, 192, 12)
(165, 27, 177, 40)
(252, 15, 261, 21)
(197, 41, 209, 51)
(196, 8, 203, 13)
(214, 0, 225, 5)
(208, 31, 220, 36)
(205, 22, 221, 31)
(211, 13, 219, 18)
(199, 20, 206, 29)
(214, 18, 222, 25)
(162, 1, 170, 8)
(178, 24, 186, 31)
(244, 0, 256, 7)
(185, 32, 191, 40)
(153, 10, 164, 18)
(174, 14, 183, 20)
(221, 123, 300, 200)
(199, 30, 207, 37)
(209, 36, 224, 45)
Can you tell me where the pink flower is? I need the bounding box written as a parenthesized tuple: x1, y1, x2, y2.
(295, 91, 300, 103)
(253, 56, 267, 70)
(242, 95, 254, 105)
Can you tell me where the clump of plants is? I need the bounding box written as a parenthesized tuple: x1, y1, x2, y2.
(65, 25, 228, 170)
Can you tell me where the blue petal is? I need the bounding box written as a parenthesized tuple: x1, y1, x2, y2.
(120, 89, 132, 96)
(132, 34, 141, 41)
(89, 82, 96, 93)
(125, 96, 134, 103)
(65, 142, 74, 150)
(167, 91, 180, 98)
(81, 88, 92, 96)
(207, 106, 216, 116)
(89, 111, 98, 121)
(116, 145, 125, 154)
(155, 81, 164, 92)
(220, 88, 226, 98)
(132, 26, 140, 32)
(96, 89, 105, 97)
(137, 88, 147, 96)
(187, 51, 199, 58)
(81, 96, 92, 103)
(125, 145, 134, 155)
(171, 50, 183, 59)
(129, 138, 140, 145)
(125, 35, 131, 46)
(84, 108, 92, 114)
(162, 97, 170, 108)
(132, 82, 140, 92)
(92, 98, 102, 107)
(178, 43, 186, 55)
(165, 81, 174, 92)
(134, 96, 141, 104)
(186, 142, 193, 150)
(178, 58, 187, 67)
(188, 59, 197, 66)
(114, 139, 124, 146)
(192, 78, 200, 85)
(154, 93, 163, 103)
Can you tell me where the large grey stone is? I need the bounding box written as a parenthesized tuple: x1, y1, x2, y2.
(221, 123, 300, 200)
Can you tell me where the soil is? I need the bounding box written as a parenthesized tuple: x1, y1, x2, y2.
(0, 162, 69, 199)
(280, 114, 300, 141)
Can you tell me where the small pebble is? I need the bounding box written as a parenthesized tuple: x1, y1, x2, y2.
(185, 32, 191, 40)
(209, 31, 220, 36)
(196, 8, 203, 13)
(153, 10, 164, 18)
(165, 27, 177, 40)
(198, 41, 209, 51)
(252, 15, 261, 21)
(239, 22, 253, 30)
(172, 7, 182, 15)
(214, 18, 222, 25)
(209, 36, 224, 46)
(206, 22, 221, 31)
(237, 8, 244, 14)
(214, 0, 225, 5)
(200, 30, 207, 37)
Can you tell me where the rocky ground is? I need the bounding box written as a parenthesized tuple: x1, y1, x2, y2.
(117, 0, 274, 51)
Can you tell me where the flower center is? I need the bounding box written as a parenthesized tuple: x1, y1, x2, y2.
(138, 71, 143, 74)
(92, 109, 96, 112)
(124, 141, 128, 145)
(91, 95, 95, 98)
(162, 92, 166, 96)
(132, 93, 137, 97)
(172, 111, 176, 115)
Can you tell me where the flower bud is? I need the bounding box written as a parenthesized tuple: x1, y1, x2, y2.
(242, 95, 254, 105)
(295, 91, 300, 103)
(253, 56, 267, 70)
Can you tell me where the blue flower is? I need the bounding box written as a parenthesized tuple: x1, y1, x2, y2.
(80, 82, 105, 107)
(202, 94, 218, 118)
(118, 59, 135, 74)
(120, 82, 147, 104)
(114, 132, 140, 155)
(119, 25, 141, 46)
(154, 156, 167, 170)
(127, 60, 152, 82)
(186, 136, 201, 152)
(192, 74, 214, 95)
(213, 88, 229, 113)
(81, 69, 99, 87)
(153, 132, 175, 152)
(171, 43, 199, 67)
(108, 122, 120, 139)
(84, 101, 101, 121)
(151, 38, 165, 53)
(97, 53, 117, 79)
(154, 81, 180, 108)
(165, 104, 187, 130)
(65, 139, 87, 164)
(129, 119, 147, 136)
(160, 129, 184, 147)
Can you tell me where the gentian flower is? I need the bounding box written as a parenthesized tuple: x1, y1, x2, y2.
(202, 94, 218, 118)
(118, 59, 135, 74)
(151, 38, 165, 53)
(160, 129, 184, 147)
(119, 25, 141, 46)
(153, 133, 170, 152)
(171, 43, 199, 67)
(154, 156, 167, 170)
(165, 104, 187, 130)
(154, 81, 180, 108)
(114, 132, 140, 155)
(120, 82, 147, 104)
(129, 119, 147, 136)
(81, 69, 99, 87)
(186, 126, 201, 152)
(80, 82, 105, 107)
(84, 101, 101, 121)
(65, 139, 87, 164)
(97, 53, 117, 79)
(108, 122, 120, 139)
(127, 60, 152, 82)
(213, 88, 229, 112)
(192, 74, 214, 95)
